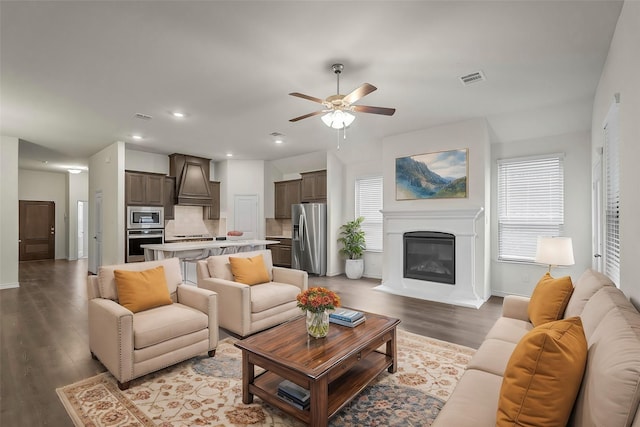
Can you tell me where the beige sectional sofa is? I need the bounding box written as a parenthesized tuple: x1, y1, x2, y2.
(433, 269, 640, 426)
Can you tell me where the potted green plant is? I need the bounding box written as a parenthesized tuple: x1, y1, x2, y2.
(338, 216, 366, 279)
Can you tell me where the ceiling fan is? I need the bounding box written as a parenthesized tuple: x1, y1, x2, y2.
(289, 64, 396, 130)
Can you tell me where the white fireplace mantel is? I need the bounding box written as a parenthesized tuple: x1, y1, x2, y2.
(376, 207, 487, 309)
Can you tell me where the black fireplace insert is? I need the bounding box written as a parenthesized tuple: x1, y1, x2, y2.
(403, 231, 455, 284)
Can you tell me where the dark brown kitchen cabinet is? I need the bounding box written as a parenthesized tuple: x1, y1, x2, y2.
(274, 179, 301, 219)
(270, 238, 292, 267)
(300, 170, 326, 203)
(204, 181, 220, 220)
(163, 176, 176, 220)
(125, 171, 165, 206)
(169, 153, 212, 206)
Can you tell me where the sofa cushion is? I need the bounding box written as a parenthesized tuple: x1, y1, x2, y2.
(114, 266, 173, 313)
(229, 254, 270, 285)
(564, 268, 614, 318)
(467, 338, 517, 377)
(133, 303, 208, 349)
(485, 317, 534, 344)
(569, 286, 640, 427)
(98, 258, 182, 301)
(528, 272, 573, 326)
(432, 369, 502, 427)
(250, 282, 301, 313)
(207, 250, 274, 282)
(497, 317, 587, 427)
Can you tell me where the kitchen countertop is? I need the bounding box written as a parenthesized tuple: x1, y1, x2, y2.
(141, 239, 280, 252)
(141, 239, 280, 262)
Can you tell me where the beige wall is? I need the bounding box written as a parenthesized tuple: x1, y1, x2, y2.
(18, 169, 68, 259)
(0, 136, 19, 289)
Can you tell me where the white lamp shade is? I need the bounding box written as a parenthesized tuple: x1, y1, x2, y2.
(321, 110, 355, 129)
(535, 236, 575, 266)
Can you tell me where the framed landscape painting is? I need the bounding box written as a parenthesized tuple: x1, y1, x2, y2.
(396, 148, 468, 200)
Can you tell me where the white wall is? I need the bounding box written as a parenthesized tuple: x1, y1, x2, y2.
(125, 149, 170, 174)
(491, 131, 592, 296)
(0, 136, 19, 289)
(18, 169, 68, 259)
(326, 151, 344, 277)
(591, 1, 640, 303)
(68, 172, 89, 260)
(338, 140, 384, 279)
(89, 141, 125, 272)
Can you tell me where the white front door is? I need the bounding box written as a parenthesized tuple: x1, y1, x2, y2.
(234, 195, 258, 240)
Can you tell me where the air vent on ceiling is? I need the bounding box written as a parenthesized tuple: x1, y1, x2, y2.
(134, 113, 153, 120)
(459, 71, 486, 86)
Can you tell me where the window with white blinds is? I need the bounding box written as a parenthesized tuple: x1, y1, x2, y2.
(603, 100, 620, 285)
(355, 176, 383, 251)
(497, 155, 565, 262)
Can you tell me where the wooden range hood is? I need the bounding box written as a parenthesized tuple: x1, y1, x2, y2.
(169, 153, 212, 206)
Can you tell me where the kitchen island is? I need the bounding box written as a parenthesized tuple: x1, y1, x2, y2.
(141, 239, 280, 262)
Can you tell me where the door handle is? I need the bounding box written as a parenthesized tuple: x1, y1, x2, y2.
(594, 254, 602, 258)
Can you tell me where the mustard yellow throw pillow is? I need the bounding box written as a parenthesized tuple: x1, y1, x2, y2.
(114, 266, 173, 313)
(528, 272, 573, 327)
(229, 254, 270, 285)
(497, 317, 587, 427)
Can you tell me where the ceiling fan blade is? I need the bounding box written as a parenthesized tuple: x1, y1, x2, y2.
(342, 83, 377, 105)
(289, 111, 325, 122)
(352, 105, 396, 116)
(289, 92, 324, 104)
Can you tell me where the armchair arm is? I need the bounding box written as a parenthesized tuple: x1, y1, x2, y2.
(197, 277, 251, 336)
(177, 285, 218, 350)
(502, 295, 531, 322)
(272, 267, 308, 291)
(88, 298, 134, 383)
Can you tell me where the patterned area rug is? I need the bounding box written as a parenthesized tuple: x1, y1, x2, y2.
(57, 329, 474, 426)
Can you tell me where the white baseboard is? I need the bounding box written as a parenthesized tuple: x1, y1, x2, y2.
(491, 290, 530, 298)
(0, 282, 20, 290)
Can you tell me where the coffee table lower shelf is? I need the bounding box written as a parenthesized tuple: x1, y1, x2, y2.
(249, 350, 392, 424)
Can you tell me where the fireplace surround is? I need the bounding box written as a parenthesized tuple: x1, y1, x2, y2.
(376, 208, 487, 308)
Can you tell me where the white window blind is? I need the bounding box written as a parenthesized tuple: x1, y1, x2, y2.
(604, 99, 620, 285)
(497, 155, 565, 262)
(355, 176, 383, 251)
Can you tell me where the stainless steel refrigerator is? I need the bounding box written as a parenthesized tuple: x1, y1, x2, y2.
(291, 203, 327, 276)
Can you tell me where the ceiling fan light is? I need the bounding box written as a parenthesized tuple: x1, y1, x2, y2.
(321, 110, 355, 129)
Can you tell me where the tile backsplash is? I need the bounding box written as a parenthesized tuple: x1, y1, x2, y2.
(266, 218, 291, 237)
(165, 205, 225, 239)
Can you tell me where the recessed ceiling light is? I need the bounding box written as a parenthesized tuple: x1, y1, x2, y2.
(226, 153, 233, 157)
(171, 111, 185, 118)
(68, 169, 82, 174)
(132, 134, 143, 140)
(270, 132, 284, 144)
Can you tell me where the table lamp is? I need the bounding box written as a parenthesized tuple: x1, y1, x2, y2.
(535, 236, 575, 273)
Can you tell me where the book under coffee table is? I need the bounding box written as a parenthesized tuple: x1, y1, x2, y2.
(234, 311, 401, 427)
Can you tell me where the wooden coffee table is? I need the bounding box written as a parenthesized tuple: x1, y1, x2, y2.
(234, 311, 400, 427)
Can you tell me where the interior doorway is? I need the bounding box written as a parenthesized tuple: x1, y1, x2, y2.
(19, 200, 55, 261)
(77, 200, 89, 259)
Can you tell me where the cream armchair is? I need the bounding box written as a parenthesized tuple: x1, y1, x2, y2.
(87, 257, 218, 390)
(196, 249, 308, 337)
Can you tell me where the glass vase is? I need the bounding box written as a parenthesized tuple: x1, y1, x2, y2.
(306, 310, 330, 338)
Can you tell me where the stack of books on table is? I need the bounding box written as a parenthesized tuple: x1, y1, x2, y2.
(277, 380, 310, 410)
(329, 308, 366, 327)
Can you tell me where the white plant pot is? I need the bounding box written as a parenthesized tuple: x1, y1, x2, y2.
(345, 259, 364, 279)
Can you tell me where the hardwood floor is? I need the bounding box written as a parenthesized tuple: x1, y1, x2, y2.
(0, 259, 503, 426)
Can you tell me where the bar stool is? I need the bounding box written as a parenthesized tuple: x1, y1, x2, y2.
(182, 249, 209, 284)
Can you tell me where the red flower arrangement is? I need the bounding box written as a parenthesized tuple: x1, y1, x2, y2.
(296, 287, 341, 313)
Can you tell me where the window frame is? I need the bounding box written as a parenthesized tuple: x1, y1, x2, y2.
(355, 175, 383, 252)
(497, 153, 566, 263)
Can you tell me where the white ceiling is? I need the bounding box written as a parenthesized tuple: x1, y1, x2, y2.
(1, 1, 623, 174)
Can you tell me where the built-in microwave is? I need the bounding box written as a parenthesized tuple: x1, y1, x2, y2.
(127, 206, 164, 229)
